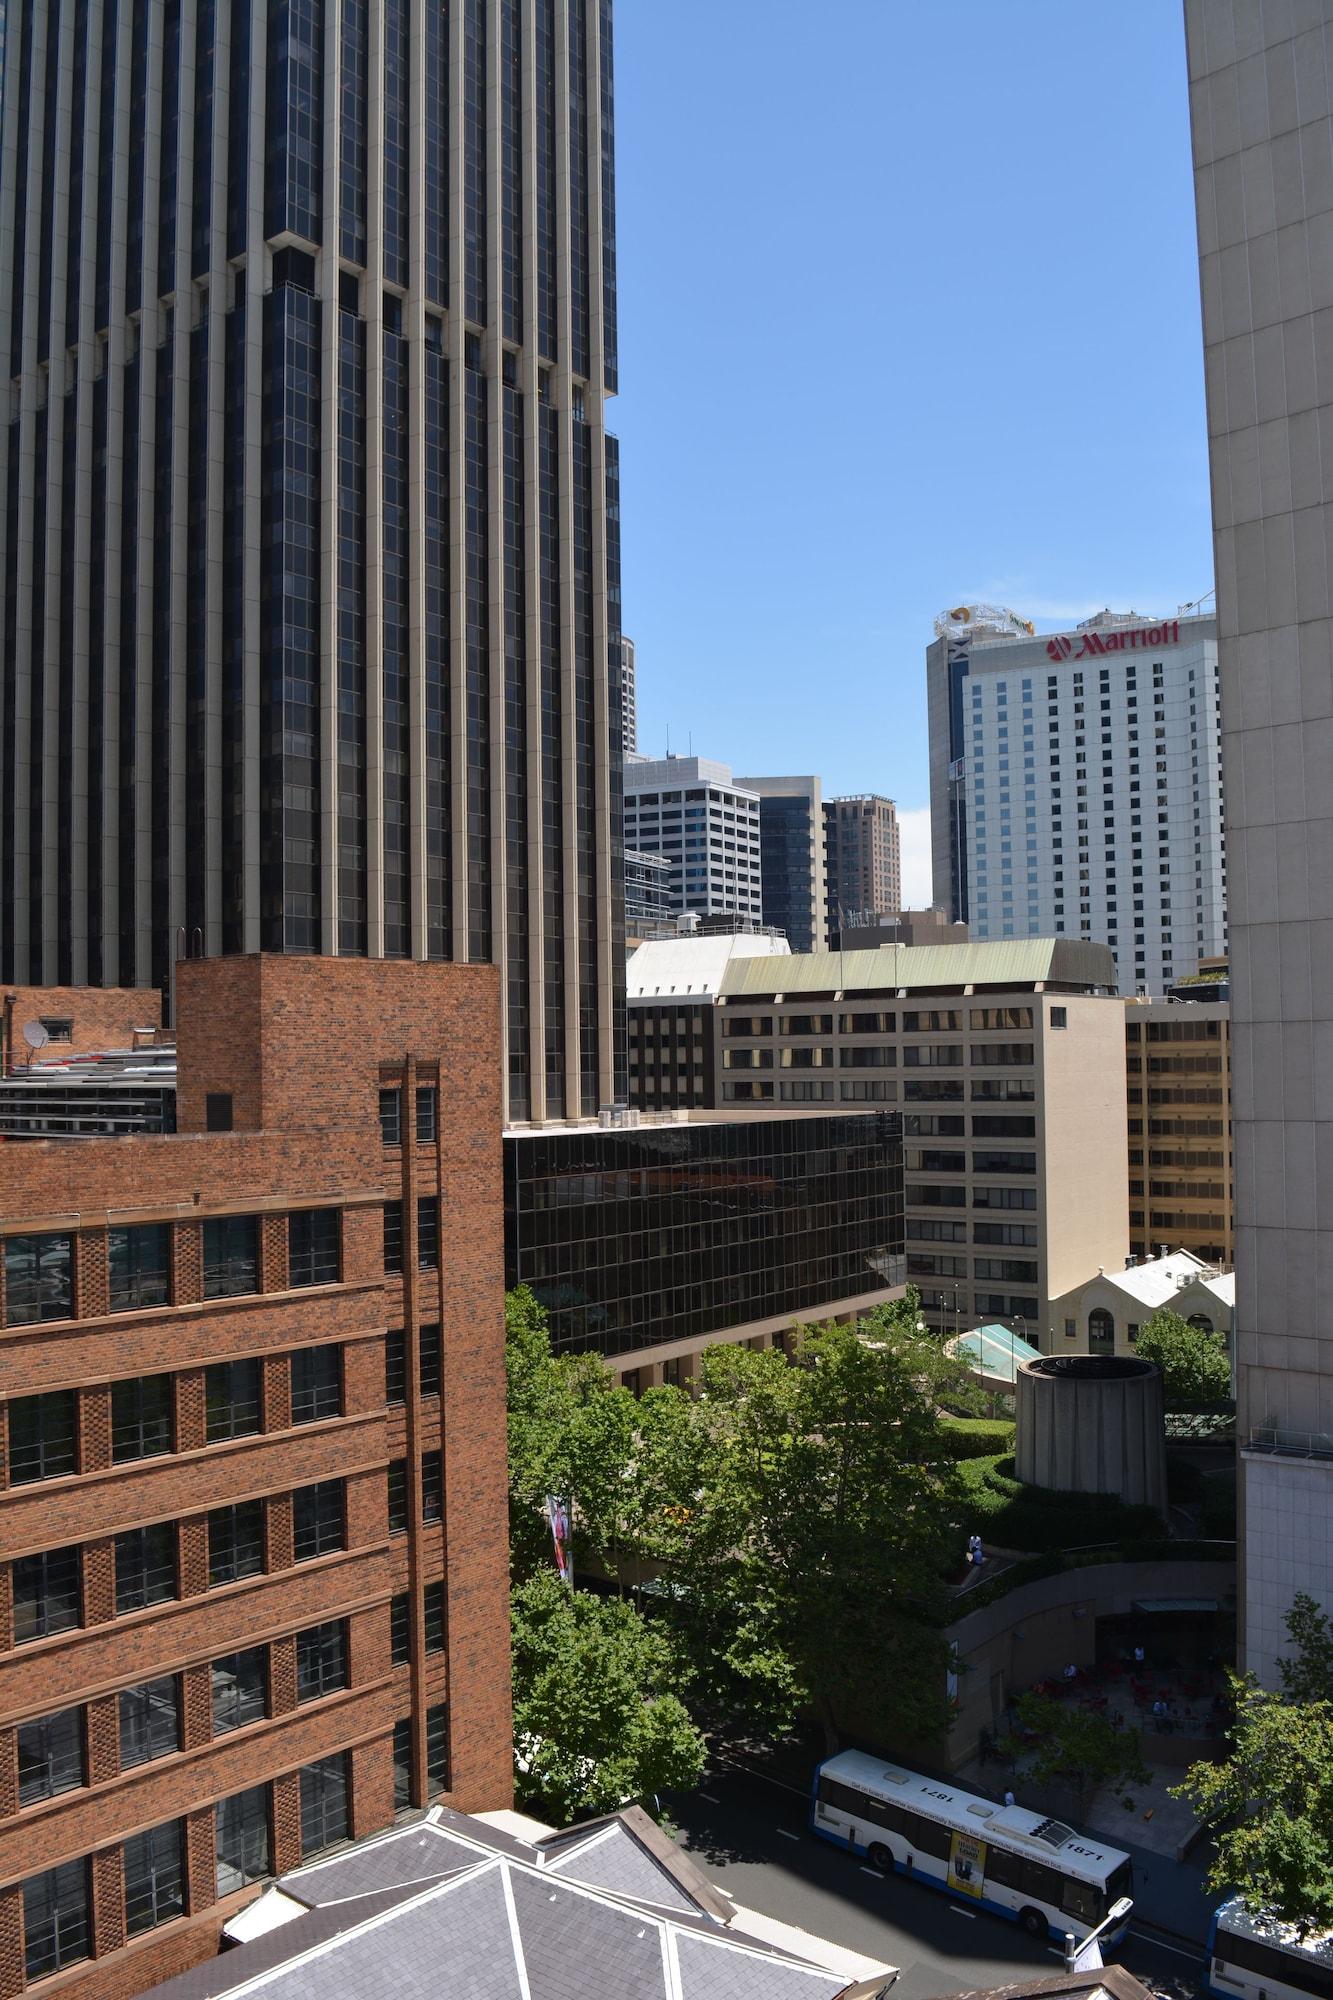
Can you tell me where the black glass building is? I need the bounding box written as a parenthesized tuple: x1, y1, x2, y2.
(0, 0, 625, 1122)
(504, 1112, 906, 1360)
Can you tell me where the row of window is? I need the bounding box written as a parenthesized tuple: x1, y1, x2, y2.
(12, 1482, 346, 1643)
(720, 1007, 1036, 1037)
(378, 1084, 438, 1146)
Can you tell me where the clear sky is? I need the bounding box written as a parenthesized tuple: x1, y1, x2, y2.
(610, 0, 1215, 901)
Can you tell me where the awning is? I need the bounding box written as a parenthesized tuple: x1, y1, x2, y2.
(1130, 1597, 1220, 1613)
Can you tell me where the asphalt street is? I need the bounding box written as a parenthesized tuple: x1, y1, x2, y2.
(663, 1758, 1209, 2000)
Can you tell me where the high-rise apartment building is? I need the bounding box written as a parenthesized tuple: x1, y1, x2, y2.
(927, 606, 1226, 995)
(824, 795, 901, 926)
(620, 638, 637, 756)
(1187, 0, 1333, 1679)
(737, 775, 828, 952)
(621, 758, 762, 924)
(0, 0, 623, 1126)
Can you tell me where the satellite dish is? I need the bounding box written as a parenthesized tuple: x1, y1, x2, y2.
(21, 1021, 49, 1050)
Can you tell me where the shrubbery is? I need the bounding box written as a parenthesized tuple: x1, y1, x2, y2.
(937, 1416, 1017, 1460)
(957, 1453, 1161, 1552)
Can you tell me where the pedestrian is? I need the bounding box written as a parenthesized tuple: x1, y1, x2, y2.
(1003, 1788, 1016, 1808)
(1063, 1662, 1078, 1681)
(1133, 1644, 1145, 1667)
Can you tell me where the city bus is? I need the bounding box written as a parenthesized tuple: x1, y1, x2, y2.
(1208, 1898, 1333, 2000)
(811, 1750, 1133, 1944)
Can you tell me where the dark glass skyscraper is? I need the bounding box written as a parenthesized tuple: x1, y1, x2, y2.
(0, 0, 625, 1122)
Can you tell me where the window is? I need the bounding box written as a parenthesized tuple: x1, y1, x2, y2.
(108, 1224, 171, 1311)
(208, 1502, 265, 1586)
(202, 1216, 259, 1298)
(393, 1718, 413, 1808)
(112, 1375, 174, 1462)
(205, 1092, 234, 1132)
(7, 1390, 77, 1483)
(297, 1621, 348, 1703)
(1051, 1006, 1068, 1029)
(425, 1581, 445, 1653)
(425, 1704, 449, 1792)
(116, 1525, 177, 1612)
(416, 1087, 437, 1142)
(211, 1649, 268, 1735)
(23, 1860, 89, 1981)
(38, 1017, 73, 1042)
(383, 1202, 404, 1273)
(4, 1233, 74, 1325)
(291, 1346, 342, 1424)
(379, 1087, 402, 1146)
(417, 1198, 439, 1270)
(215, 1785, 271, 1895)
(119, 1678, 180, 1768)
(289, 1209, 341, 1288)
(420, 1322, 442, 1397)
(13, 1547, 81, 1643)
(421, 1451, 443, 1522)
(205, 1359, 262, 1442)
(300, 1753, 350, 1858)
(391, 1593, 410, 1666)
(293, 1481, 345, 1561)
(124, 1821, 185, 1937)
(385, 1330, 406, 1405)
(388, 1459, 408, 1534)
(17, 1707, 84, 1805)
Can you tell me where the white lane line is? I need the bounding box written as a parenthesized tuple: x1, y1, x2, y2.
(859, 1867, 881, 1878)
(1046, 1948, 1064, 1958)
(712, 1754, 809, 1799)
(699, 1793, 720, 1803)
(950, 1906, 978, 1920)
(776, 1829, 800, 1841)
(1127, 1930, 1201, 1962)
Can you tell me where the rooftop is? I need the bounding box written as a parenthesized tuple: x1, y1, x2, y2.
(718, 937, 1117, 1001)
(628, 930, 791, 1001)
(1092, 1250, 1235, 1311)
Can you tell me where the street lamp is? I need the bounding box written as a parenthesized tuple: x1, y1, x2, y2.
(1063, 1896, 1133, 1972)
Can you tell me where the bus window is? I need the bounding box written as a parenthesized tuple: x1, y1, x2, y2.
(1061, 1878, 1100, 1924)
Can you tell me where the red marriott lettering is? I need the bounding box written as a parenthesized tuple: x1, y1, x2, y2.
(1045, 619, 1180, 663)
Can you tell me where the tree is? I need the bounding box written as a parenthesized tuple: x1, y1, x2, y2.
(510, 1571, 706, 1823)
(1278, 1593, 1333, 1707)
(1136, 1307, 1232, 1408)
(1173, 1683, 1333, 1934)
(1014, 1693, 1149, 1818)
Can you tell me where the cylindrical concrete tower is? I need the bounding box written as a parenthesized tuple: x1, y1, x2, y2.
(1014, 1355, 1167, 1515)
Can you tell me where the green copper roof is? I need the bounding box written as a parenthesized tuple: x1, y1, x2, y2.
(717, 937, 1117, 999)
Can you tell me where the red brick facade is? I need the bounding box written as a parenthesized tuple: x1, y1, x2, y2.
(0, 958, 511, 2000)
(0, 990, 162, 1074)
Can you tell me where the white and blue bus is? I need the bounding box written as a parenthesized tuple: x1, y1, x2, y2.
(811, 1750, 1133, 1944)
(1208, 1898, 1333, 2000)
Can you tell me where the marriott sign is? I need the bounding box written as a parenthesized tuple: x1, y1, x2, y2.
(1045, 619, 1181, 662)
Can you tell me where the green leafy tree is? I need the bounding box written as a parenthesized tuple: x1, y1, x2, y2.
(510, 1571, 706, 1823)
(1136, 1307, 1232, 1408)
(1173, 1683, 1333, 1934)
(1278, 1593, 1333, 1707)
(1014, 1693, 1150, 1818)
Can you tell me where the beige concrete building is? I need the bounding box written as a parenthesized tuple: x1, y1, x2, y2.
(1187, 0, 1333, 1681)
(824, 795, 902, 925)
(715, 938, 1129, 1345)
(1127, 997, 1233, 1267)
(1050, 1250, 1235, 1361)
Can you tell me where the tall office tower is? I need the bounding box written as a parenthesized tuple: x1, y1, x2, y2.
(1187, 0, 1333, 1678)
(824, 795, 901, 929)
(737, 774, 828, 952)
(927, 605, 1226, 996)
(620, 637, 637, 755)
(0, 0, 624, 1125)
(622, 757, 763, 923)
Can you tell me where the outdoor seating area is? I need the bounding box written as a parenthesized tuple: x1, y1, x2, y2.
(979, 1650, 1232, 1762)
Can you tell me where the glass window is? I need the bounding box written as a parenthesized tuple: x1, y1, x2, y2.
(119, 1678, 180, 1768)
(300, 1753, 350, 1858)
(415, 1087, 437, 1143)
(202, 1216, 259, 1299)
(124, 1821, 185, 1937)
(420, 1323, 442, 1397)
(211, 1649, 268, 1735)
(388, 1460, 408, 1534)
(112, 1375, 174, 1462)
(291, 1346, 342, 1424)
(424, 1581, 445, 1653)
(4, 1233, 74, 1326)
(206, 1093, 234, 1132)
(13, 1546, 82, 1643)
(379, 1087, 402, 1145)
(215, 1785, 271, 1895)
(116, 1525, 177, 1613)
(23, 1860, 89, 1981)
(425, 1704, 448, 1793)
(421, 1451, 443, 1522)
(205, 1359, 262, 1443)
(289, 1209, 341, 1288)
(385, 1330, 406, 1404)
(208, 1502, 265, 1586)
(7, 1391, 77, 1483)
(383, 1202, 404, 1273)
(17, 1707, 84, 1805)
(108, 1224, 171, 1311)
(417, 1198, 439, 1270)
(296, 1620, 347, 1703)
(391, 1593, 410, 1665)
(293, 1481, 345, 1561)
(393, 1717, 412, 1808)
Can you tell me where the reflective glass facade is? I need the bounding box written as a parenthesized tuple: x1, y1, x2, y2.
(0, 0, 623, 1122)
(504, 1114, 905, 1359)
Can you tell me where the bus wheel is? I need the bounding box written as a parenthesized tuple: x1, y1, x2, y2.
(1019, 1908, 1048, 1940)
(867, 1844, 893, 1874)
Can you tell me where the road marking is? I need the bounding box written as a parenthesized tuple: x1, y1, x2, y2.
(712, 1753, 809, 1799)
(1127, 1930, 1201, 1963)
(1046, 1948, 1064, 1958)
(699, 1793, 719, 1804)
(950, 1906, 977, 1920)
(859, 1867, 881, 1878)
(776, 1829, 800, 1841)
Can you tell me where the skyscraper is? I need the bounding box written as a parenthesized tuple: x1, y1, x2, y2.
(620, 635, 637, 755)
(622, 756, 763, 923)
(737, 773, 828, 952)
(0, 0, 624, 1124)
(824, 794, 900, 928)
(1187, 0, 1333, 1679)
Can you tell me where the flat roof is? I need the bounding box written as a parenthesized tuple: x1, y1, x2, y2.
(718, 937, 1117, 1000)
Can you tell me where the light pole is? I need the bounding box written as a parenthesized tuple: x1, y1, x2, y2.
(1063, 1896, 1133, 1972)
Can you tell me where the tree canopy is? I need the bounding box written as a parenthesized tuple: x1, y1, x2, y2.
(1014, 1693, 1149, 1817)
(1278, 1594, 1333, 1707)
(1136, 1307, 1232, 1408)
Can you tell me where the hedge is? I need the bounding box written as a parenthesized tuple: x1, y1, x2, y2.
(937, 1417, 1017, 1461)
(956, 1453, 1162, 1553)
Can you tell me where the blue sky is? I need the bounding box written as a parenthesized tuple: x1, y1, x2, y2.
(610, 0, 1214, 900)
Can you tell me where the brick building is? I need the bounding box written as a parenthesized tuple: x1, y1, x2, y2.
(0, 957, 511, 2000)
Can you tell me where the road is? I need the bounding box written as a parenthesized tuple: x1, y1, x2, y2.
(663, 1758, 1207, 2000)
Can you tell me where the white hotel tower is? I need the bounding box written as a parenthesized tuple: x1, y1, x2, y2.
(928, 606, 1226, 995)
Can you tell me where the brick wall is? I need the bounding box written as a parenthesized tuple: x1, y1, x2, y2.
(1, 990, 162, 1073)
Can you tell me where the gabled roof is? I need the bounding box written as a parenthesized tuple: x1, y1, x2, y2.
(627, 932, 790, 1002)
(1090, 1252, 1234, 1311)
(717, 937, 1116, 999)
